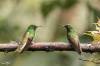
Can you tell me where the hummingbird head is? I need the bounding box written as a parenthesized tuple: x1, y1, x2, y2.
(28, 25, 38, 30)
(64, 24, 73, 32)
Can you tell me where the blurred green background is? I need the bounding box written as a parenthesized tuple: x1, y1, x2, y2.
(0, 0, 100, 66)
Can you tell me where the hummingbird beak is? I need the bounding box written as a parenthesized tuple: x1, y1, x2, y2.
(92, 23, 97, 25)
(37, 26, 43, 27)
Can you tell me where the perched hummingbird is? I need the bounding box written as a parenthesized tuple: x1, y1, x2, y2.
(64, 24, 82, 54)
(15, 25, 38, 53)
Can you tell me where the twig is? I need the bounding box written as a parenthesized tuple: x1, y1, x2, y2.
(0, 42, 100, 53)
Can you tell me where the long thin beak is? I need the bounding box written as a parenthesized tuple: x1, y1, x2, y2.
(92, 23, 97, 25)
(36, 26, 44, 28)
(36, 26, 48, 29)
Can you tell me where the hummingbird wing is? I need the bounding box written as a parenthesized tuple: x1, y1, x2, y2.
(16, 31, 34, 53)
(68, 36, 82, 54)
(18, 37, 33, 53)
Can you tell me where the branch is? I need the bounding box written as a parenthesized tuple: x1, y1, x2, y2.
(0, 42, 100, 53)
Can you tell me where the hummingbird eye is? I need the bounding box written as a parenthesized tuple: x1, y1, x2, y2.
(33, 26, 37, 30)
(64, 25, 67, 28)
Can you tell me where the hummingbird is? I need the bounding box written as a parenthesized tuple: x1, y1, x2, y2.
(64, 24, 82, 54)
(15, 25, 38, 53)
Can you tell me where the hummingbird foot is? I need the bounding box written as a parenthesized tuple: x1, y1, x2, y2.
(45, 46, 54, 52)
(15, 39, 21, 45)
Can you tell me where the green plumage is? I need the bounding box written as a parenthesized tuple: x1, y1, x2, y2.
(16, 25, 38, 53)
(64, 24, 82, 54)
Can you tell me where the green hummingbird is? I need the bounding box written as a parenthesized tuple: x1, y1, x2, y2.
(15, 25, 38, 53)
(64, 24, 82, 54)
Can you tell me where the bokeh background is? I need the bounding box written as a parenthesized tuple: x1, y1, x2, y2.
(0, 0, 100, 66)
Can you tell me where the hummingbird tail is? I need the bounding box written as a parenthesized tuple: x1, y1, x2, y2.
(76, 47, 82, 55)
